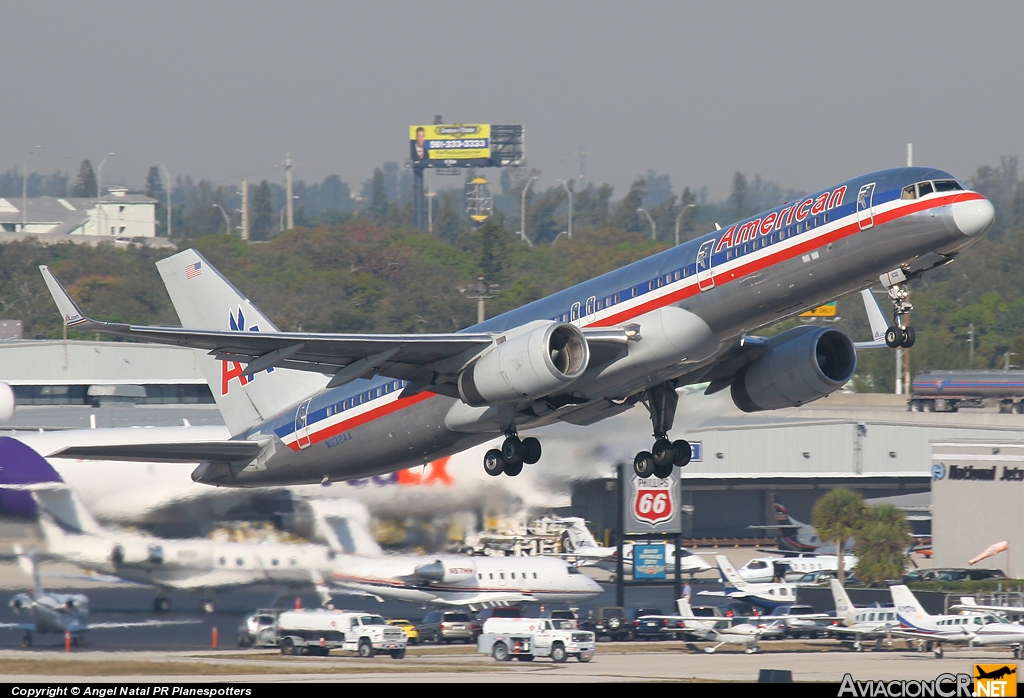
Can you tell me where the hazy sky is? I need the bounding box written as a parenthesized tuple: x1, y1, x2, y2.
(4, 1, 1023, 199)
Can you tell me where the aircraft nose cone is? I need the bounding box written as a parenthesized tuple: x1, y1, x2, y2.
(952, 195, 995, 237)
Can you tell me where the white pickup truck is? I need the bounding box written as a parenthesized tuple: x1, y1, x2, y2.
(478, 617, 596, 663)
(277, 609, 408, 658)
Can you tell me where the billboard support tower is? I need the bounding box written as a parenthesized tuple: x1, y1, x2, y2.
(413, 168, 425, 230)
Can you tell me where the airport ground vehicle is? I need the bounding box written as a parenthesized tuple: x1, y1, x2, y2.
(417, 610, 473, 644)
(277, 609, 407, 658)
(581, 606, 631, 641)
(387, 619, 418, 645)
(478, 617, 596, 662)
(238, 609, 282, 648)
(909, 370, 1024, 413)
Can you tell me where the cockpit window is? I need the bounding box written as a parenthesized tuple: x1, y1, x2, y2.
(901, 185, 917, 200)
(917, 181, 934, 197)
(933, 180, 964, 193)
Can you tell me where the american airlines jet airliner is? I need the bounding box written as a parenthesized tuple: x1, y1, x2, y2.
(40, 167, 994, 487)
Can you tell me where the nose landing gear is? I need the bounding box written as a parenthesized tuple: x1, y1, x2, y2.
(881, 269, 916, 348)
(633, 382, 693, 478)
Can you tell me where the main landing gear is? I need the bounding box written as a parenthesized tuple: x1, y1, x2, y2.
(881, 269, 916, 349)
(633, 381, 693, 479)
(483, 432, 542, 477)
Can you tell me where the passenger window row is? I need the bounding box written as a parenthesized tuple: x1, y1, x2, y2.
(324, 379, 409, 417)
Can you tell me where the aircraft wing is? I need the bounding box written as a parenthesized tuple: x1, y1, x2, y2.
(41, 264, 627, 392)
(0, 622, 36, 631)
(49, 440, 263, 464)
(887, 628, 973, 643)
(950, 603, 1024, 614)
(429, 592, 539, 607)
(86, 619, 202, 630)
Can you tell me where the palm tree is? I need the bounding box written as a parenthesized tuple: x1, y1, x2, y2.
(812, 488, 865, 586)
(854, 504, 912, 584)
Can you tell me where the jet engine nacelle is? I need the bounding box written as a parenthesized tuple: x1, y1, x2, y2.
(458, 321, 589, 407)
(414, 559, 477, 584)
(9, 594, 30, 612)
(730, 326, 856, 412)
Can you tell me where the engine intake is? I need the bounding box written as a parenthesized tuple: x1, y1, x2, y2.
(458, 321, 589, 406)
(731, 326, 856, 412)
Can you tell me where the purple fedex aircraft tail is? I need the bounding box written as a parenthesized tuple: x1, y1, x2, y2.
(0, 437, 60, 519)
(0, 437, 104, 536)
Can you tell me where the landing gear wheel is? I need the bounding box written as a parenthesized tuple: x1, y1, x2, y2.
(521, 437, 542, 464)
(501, 436, 524, 466)
(672, 439, 692, 467)
(154, 597, 171, 613)
(901, 326, 916, 348)
(652, 438, 675, 468)
(504, 460, 523, 477)
(885, 327, 902, 348)
(483, 449, 505, 477)
(934, 645, 943, 659)
(633, 451, 656, 478)
(653, 461, 674, 479)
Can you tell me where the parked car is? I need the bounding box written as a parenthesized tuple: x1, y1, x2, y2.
(718, 601, 760, 619)
(417, 610, 474, 644)
(792, 571, 839, 585)
(581, 606, 631, 641)
(387, 619, 419, 645)
(771, 604, 826, 638)
(630, 607, 680, 640)
(904, 568, 1006, 583)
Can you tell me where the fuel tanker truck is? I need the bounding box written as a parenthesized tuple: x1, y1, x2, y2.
(909, 370, 1024, 413)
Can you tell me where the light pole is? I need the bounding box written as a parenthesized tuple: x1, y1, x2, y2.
(520, 177, 537, 246)
(96, 152, 114, 236)
(638, 207, 656, 241)
(157, 162, 172, 239)
(460, 274, 500, 324)
(21, 145, 41, 233)
(426, 191, 436, 233)
(557, 179, 574, 240)
(674, 203, 696, 246)
(213, 204, 231, 235)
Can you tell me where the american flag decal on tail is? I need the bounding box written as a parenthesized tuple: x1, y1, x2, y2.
(185, 262, 202, 279)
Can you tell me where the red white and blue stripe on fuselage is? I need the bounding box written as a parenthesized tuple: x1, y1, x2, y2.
(269, 167, 980, 452)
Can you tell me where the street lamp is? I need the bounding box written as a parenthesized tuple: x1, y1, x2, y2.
(557, 179, 574, 240)
(21, 145, 41, 233)
(674, 204, 696, 246)
(638, 207, 656, 241)
(213, 204, 231, 235)
(96, 152, 114, 236)
(157, 162, 172, 239)
(459, 274, 500, 324)
(520, 177, 537, 246)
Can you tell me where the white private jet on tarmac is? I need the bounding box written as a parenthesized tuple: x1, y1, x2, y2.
(829, 578, 899, 651)
(890, 585, 1024, 658)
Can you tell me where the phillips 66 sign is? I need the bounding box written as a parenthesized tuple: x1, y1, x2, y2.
(625, 470, 682, 535)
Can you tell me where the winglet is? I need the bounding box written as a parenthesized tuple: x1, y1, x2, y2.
(38, 266, 92, 329)
(853, 289, 890, 349)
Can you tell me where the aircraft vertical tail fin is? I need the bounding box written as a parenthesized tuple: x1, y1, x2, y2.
(890, 585, 931, 627)
(830, 578, 856, 626)
(155, 249, 327, 436)
(12, 544, 43, 598)
(860, 289, 890, 346)
(715, 554, 748, 590)
(0, 437, 105, 537)
(306, 498, 383, 557)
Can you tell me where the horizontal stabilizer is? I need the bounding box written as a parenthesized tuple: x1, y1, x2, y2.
(51, 440, 262, 463)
